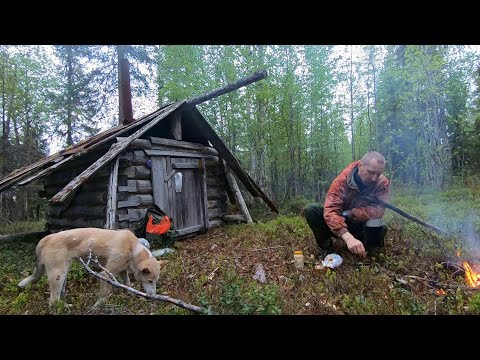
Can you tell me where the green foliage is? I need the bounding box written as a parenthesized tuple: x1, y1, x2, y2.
(219, 269, 282, 315)
(279, 196, 313, 216)
(0, 220, 45, 235)
(467, 292, 480, 314)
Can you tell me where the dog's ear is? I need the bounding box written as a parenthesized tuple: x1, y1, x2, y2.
(141, 268, 151, 274)
(158, 259, 169, 268)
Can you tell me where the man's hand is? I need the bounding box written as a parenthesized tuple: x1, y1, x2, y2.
(341, 232, 366, 258)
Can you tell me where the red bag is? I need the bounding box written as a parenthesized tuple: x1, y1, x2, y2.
(146, 214, 171, 235)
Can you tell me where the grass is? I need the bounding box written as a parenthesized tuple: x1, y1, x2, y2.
(1, 185, 480, 315)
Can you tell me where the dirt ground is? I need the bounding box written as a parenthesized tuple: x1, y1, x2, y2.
(0, 215, 477, 315)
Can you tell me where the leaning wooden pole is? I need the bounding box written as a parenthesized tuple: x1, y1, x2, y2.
(224, 162, 253, 224)
(363, 196, 446, 235)
(186, 70, 267, 106)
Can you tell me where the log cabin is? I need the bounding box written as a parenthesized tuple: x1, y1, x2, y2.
(0, 71, 278, 240)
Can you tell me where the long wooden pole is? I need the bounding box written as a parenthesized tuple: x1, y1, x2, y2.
(186, 70, 267, 106)
(224, 162, 253, 225)
(363, 196, 446, 235)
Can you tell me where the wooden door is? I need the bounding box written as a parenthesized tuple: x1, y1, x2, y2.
(151, 156, 208, 237)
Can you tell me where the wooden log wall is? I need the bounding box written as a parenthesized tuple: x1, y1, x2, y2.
(204, 157, 228, 224)
(115, 142, 153, 231)
(44, 136, 230, 234)
(114, 137, 229, 231)
(44, 155, 110, 232)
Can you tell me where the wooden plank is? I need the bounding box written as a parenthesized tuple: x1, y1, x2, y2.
(225, 163, 253, 224)
(0, 154, 64, 192)
(151, 144, 219, 158)
(144, 149, 214, 159)
(149, 137, 208, 151)
(50, 102, 183, 204)
(171, 111, 182, 140)
(116, 137, 151, 149)
(17, 155, 74, 186)
(172, 162, 199, 169)
(105, 156, 119, 229)
(166, 156, 176, 226)
(175, 224, 205, 236)
(151, 156, 169, 215)
(150, 144, 219, 157)
(201, 158, 209, 229)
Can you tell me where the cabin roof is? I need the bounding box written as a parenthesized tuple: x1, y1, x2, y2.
(0, 102, 278, 213)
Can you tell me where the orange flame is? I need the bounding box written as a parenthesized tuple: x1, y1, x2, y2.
(456, 251, 461, 257)
(463, 261, 480, 288)
(436, 288, 446, 296)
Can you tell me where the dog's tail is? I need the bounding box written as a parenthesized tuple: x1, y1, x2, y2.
(18, 262, 45, 288)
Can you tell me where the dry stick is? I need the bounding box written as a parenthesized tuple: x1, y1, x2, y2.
(77, 255, 209, 315)
(207, 267, 219, 281)
(363, 196, 446, 235)
(251, 245, 285, 252)
(364, 195, 450, 256)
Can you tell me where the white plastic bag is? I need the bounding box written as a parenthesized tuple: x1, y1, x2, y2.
(253, 263, 266, 283)
(174, 172, 183, 192)
(322, 253, 343, 269)
(138, 238, 150, 250)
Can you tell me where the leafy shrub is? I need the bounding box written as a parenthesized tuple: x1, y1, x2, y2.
(219, 270, 282, 315)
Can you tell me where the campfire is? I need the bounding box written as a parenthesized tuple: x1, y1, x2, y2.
(462, 261, 480, 288)
(456, 250, 480, 288)
(441, 250, 480, 288)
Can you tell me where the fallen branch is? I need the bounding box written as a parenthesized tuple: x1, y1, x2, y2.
(251, 245, 285, 252)
(0, 230, 49, 243)
(207, 267, 219, 281)
(77, 253, 210, 315)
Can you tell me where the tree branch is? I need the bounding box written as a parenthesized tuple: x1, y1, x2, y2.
(77, 253, 210, 315)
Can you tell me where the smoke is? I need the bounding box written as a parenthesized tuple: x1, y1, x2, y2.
(462, 215, 480, 260)
(427, 200, 480, 260)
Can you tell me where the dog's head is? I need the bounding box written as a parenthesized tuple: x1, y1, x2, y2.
(133, 258, 167, 295)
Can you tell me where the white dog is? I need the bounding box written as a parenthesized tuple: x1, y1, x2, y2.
(18, 228, 166, 308)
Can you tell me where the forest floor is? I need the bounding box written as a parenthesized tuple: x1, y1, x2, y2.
(1, 185, 480, 315)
